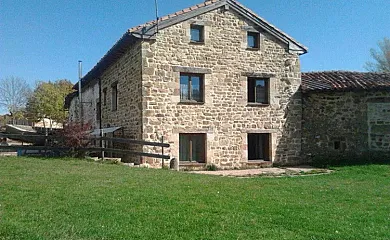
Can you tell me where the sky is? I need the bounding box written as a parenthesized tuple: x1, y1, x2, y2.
(1, 0, 389, 87)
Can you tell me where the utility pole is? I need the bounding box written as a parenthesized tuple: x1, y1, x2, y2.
(78, 60, 83, 124)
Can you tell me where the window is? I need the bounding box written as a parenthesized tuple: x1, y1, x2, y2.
(180, 73, 204, 103)
(103, 88, 107, 106)
(190, 25, 204, 43)
(330, 137, 346, 151)
(248, 133, 270, 161)
(248, 78, 269, 104)
(111, 84, 118, 111)
(179, 134, 206, 163)
(247, 32, 259, 49)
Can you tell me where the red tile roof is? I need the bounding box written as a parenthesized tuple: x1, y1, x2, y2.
(301, 71, 390, 93)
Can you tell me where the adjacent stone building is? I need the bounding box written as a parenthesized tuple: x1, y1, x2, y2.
(66, 81, 100, 129)
(301, 71, 390, 161)
(66, 0, 308, 168)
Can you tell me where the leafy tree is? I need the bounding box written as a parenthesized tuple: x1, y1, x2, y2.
(0, 76, 31, 122)
(26, 79, 74, 124)
(365, 37, 390, 72)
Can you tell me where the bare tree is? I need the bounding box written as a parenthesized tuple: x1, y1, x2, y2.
(365, 37, 390, 72)
(0, 76, 31, 122)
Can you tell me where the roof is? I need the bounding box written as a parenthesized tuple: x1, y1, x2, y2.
(74, 0, 308, 91)
(90, 127, 122, 136)
(301, 71, 390, 93)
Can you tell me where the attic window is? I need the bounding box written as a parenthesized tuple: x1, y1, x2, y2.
(247, 32, 260, 49)
(190, 25, 204, 43)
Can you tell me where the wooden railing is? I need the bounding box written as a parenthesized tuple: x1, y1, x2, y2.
(0, 133, 170, 166)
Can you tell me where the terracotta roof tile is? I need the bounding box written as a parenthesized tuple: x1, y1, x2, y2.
(301, 71, 390, 93)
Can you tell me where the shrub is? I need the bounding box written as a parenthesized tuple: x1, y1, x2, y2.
(56, 121, 92, 157)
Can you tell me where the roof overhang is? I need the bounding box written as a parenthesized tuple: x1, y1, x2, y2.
(73, 33, 138, 91)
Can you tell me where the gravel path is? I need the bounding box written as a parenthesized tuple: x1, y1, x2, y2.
(190, 165, 331, 177)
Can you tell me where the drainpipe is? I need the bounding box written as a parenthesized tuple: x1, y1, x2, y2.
(78, 61, 83, 124)
(98, 77, 102, 131)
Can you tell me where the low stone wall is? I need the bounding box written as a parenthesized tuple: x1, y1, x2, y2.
(302, 90, 390, 162)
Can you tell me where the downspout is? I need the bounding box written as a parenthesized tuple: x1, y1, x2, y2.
(301, 87, 305, 163)
(98, 77, 102, 131)
(140, 39, 144, 165)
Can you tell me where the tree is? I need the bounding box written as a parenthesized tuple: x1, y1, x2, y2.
(26, 79, 74, 124)
(0, 77, 31, 119)
(365, 37, 390, 72)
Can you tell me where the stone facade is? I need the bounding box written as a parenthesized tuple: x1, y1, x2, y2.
(302, 90, 390, 160)
(141, 7, 302, 168)
(100, 41, 143, 162)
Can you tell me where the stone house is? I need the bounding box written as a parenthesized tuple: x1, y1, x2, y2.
(66, 0, 308, 168)
(301, 71, 390, 161)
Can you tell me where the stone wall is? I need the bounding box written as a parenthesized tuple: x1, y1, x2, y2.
(141, 7, 302, 168)
(302, 90, 390, 160)
(100, 41, 143, 162)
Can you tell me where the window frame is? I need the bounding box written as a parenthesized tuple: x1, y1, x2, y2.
(247, 77, 269, 105)
(179, 133, 206, 163)
(190, 24, 204, 43)
(247, 31, 260, 49)
(180, 73, 204, 103)
(111, 83, 118, 111)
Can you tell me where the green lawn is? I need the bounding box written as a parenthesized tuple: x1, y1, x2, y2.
(0, 157, 389, 240)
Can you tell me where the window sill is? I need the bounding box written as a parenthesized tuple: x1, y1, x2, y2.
(190, 41, 205, 45)
(246, 47, 260, 51)
(179, 162, 206, 166)
(179, 101, 205, 105)
(247, 103, 270, 107)
(245, 160, 272, 167)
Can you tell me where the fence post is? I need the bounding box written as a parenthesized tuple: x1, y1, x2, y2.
(161, 136, 164, 168)
(101, 129, 105, 161)
(44, 129, 48, 157)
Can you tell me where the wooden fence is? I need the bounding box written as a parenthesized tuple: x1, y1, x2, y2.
(0, 133, 170, 167)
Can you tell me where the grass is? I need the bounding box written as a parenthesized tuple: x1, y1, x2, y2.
(0, 157, 389, 240)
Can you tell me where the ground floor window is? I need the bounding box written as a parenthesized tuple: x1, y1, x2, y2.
(248, 133, 270, 161)
(179, 133, 206, 163)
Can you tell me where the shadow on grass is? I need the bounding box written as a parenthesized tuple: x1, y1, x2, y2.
(310, 151, 390, 168)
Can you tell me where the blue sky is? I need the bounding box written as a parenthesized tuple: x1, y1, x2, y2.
(1, 0, 389, 88)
